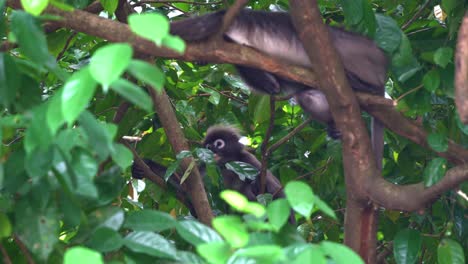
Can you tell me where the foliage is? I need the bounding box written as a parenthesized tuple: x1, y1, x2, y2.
(0, 0, 467, 263)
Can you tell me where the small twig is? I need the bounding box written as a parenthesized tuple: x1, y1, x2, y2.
(272, 157, 332, 197)
(259, 96, 276, 194)
(56, 32, 78, 60)
(112, 102, 131, 123)
(218, 0, 249, 38)
(395, 84, 423, 102)
(13, 235, 35, 264)
(0, 242, 12, 264)
(199, 85, 247, 105)
(267, 116, 315, 153)
(402, 0, 432, 30)
(122, 136, 142, 142)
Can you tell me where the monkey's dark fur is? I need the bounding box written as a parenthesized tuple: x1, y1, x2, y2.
(170, 9, 387, 170)
(203, 125, 285, 201)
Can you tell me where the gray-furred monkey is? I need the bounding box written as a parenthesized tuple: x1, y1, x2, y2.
(170, 9, 388, 170)
(203, 125, 285, 202)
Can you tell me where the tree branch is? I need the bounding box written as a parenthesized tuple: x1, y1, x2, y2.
(367, 164, 468, 211)
(455, 11, 468, 124)
(148, 88, 213, 225)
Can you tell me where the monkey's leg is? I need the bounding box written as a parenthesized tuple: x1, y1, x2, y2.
(236, 66, 282, 94)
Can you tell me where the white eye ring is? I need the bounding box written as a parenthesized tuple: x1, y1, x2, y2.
(214, 139, 225, 149)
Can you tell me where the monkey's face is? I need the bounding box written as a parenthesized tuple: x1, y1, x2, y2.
(203, 127, 244, 163)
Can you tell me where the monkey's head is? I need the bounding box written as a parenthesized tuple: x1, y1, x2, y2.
(203, 125, 244, 163)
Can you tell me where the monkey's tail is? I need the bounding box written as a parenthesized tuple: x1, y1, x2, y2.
(170, 11, 226, 41)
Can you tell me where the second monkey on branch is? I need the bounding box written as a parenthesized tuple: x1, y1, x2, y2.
(170, 9, 389, 171)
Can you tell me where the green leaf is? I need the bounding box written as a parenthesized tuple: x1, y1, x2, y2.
(88, 207, 125, 231)
(391, 34, 421, 82)
(99, 0, 118, 14)
(437, 238, 465, 264)
(162, 35, 186, 53)
(177, 251, 205, 264)
(230, 245, 284, 264)
(180, 159, 196, 184)
(0, 213, 12, 238)
(176, 220, 223, 246)
(212, 215, 249, 248)
(124, 231, 177, 259)
(21, 0, 49, 15)
(10, 11, 65, 79)
(164, 159, 182, 181)
(340, 0, 363, 26)
(313, 195, 337, 219)
(196, 242, 231, 264)
(321, 241, 364, 264)
(127, 60, 165, 92)
(25, 146, 53, 178)
(434, 47, 453, 68)
(225, 161, 259, 181)
(89, 43, 133, 91)
(78, 111, 115, 161)
(128, 13, 170, 46)
(194, 148, 215, 163)
(427, 133, 449, 152)
(242, 202, 266, 218)
(111, 143, 133, 170)
(71, 148, 99, 198)
(220, 190, 249, 211)
(291, 245, 326, 264)
(422, 69, 441, 92)
(86, 227, 123, 253)
(110, 79, 153, 112)
(375, 14, 402, 53)
(124, 210, 178, 232)
(267, 199, 290, 231)
(61, 67, 97, 125)
(285, 181, 315, 219)
(15, 204, 59, 260)
(423, 158, 447, 187)
(393, 229, 422, 264)
(64, 247, 104, 264)
(0, 53, 20, 108)
(252, 95, 271, 123)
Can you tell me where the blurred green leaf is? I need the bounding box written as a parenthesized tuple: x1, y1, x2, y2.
(111, 143, 133, 170)
(0, 53, 20, 108)
(321, 241, 364, 264)
(285, 181, 315, 219)
(340, 0, 363, 26)
(0, 213, 12, 238)
(21, 0, 49, 15)
(176, 220, 223, 246)
(128, 13, 169, 46)
(124, 210, 178, 232)
(162, 35, 186, 53)
(212, 215, 249, 248)
(422, 69, 440, 92)
(197, 242, 231, 264)
(64, 247, 103, 264)
(437, 238, 465, 264)
(291, 245, 326, 264)
(220, 190, 249, 211)
(230, 245, 284, 264)
(124, 231, 177, 258)
(127, 60, 165, 92)
(110, 79, 153, 112)
(267, 199, 290, 231)
(86, 227, 123, 253)
(434, 47, 453, 68)
(375, 14, 402, 53)
(89, 43, 133, 91)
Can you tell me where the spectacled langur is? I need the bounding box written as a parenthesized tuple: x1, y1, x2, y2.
(170, 9, 387, 170)
(203, 125, 285, 201)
